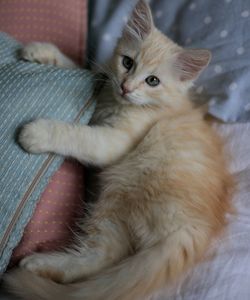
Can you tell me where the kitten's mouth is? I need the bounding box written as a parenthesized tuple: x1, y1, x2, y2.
(120, 93, 130, 101)
(115, 89, 132, 104)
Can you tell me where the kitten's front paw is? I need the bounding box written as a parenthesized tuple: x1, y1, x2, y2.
(20, 254, 65, 283)
(19, 119, 53, 154)
(21, 42, 62, 66)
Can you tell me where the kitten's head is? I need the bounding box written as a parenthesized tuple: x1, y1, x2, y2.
(110, 0, 211, 108)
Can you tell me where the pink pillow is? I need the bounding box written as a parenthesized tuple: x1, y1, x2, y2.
(0, 0, 88, 265)
(0, 0, 87, 64)
(10, 161, 85, 266)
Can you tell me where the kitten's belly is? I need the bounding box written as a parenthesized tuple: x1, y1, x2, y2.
(100, 145, 177, 241)
(98, 116, 225, 246)
(101, 159, 182, 248)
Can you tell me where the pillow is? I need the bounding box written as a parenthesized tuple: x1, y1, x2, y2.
(0, 0, 89, 271)
(88, 0, 250, 122)
(0, 32, 96, 274)
(9, 160, 85, 267)
(0, 0, 87, 65)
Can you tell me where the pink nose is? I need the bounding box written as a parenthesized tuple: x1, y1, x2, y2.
(121, 83, 130, 96)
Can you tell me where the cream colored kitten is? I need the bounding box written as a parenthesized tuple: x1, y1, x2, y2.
(6, 1, 233, 299)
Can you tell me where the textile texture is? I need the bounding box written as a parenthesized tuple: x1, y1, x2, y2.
(0, 0, 89, 269)
(88, 0, 250, 122)
(0, 0, 87, 64)
(0, 32, 95, 274)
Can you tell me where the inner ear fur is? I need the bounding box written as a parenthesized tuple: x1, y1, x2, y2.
(174, 48, 212, 81)
(123, 0, 154, 41)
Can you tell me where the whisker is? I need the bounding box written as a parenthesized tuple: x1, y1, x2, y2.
(87, 59, 121, 91)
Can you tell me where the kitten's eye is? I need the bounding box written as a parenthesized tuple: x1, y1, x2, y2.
(145, 76, 160, 87)
(122, 56, 134, 71)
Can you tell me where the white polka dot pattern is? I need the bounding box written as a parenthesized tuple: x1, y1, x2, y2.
(220, 30, 228, 38)
(214, 65, 223, 74)
(103, 33, 111, 41)
(237, 47, 245, 55)
(189, 3, 197, 10)
(244, 103, 250, 111)
(88, 0, 250, 123)
(204, 16, 212, 24)
(155, 10, 163, 18)
(229, 82, 238, 91)
(241, 10, 250, 18)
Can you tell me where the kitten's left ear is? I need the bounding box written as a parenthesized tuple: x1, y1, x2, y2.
(124, 0, 154, 41)
(174, 48, 212, 82)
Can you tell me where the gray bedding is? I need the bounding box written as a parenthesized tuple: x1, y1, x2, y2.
(88, 0, 250, 122)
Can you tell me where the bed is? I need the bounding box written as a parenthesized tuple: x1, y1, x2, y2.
(1, 0, 250, 299)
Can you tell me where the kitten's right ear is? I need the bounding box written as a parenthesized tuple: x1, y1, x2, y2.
(173, 48, 212, 82)
(123, 0, 154, 41)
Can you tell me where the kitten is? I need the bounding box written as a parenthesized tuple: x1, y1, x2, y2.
(5, 1, 233, 299)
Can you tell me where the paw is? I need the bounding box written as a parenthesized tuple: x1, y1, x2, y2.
(20, 254, 65, 283)
(19, 119, 53, 154)
(21, 42, 62, 66)
(20, 253, 50, 272)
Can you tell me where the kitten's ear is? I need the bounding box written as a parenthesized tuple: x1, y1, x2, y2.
(124, 0, 154, 41)
(174, 49, 211, 82)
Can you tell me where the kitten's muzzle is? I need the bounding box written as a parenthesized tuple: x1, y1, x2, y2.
(120, 82, 131, 96)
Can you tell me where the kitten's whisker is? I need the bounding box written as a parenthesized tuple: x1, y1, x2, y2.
(86, 58, 121, 92)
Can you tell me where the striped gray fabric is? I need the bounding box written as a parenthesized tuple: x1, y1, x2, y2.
(0, 32, 96, 273)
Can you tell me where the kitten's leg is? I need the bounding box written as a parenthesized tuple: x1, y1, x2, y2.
(21, 42, 77, 68)
(19, 218, 130, 283)
(19, 119, 135, 166)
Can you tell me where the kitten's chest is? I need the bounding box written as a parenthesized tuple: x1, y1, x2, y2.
(90, 90, 161, 137)
(90, 101, 122, 126)
(90, 86, 124, 126)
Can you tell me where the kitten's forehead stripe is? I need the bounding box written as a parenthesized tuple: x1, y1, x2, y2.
(140, 36, 168, 66)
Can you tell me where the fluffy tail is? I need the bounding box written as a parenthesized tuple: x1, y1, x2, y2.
(5, 237, 200, 300)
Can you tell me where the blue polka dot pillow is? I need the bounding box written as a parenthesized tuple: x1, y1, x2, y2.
(88, 0, 250, 122)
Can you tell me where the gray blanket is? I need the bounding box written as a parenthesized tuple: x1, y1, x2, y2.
(88, 0, 250, 122)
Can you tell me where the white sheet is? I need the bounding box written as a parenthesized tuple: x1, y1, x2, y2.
(149, 123, 250, 300)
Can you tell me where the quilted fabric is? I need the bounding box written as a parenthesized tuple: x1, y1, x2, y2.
(0, 32, 96, 274)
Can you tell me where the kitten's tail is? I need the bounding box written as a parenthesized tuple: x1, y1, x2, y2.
(5, 236, 202, 300)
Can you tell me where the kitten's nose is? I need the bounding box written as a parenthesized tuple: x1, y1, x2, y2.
(120, 82, 130, 96)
